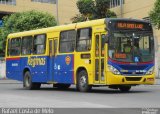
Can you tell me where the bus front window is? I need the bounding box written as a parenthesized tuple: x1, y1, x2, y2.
(108, 32, 154, 63)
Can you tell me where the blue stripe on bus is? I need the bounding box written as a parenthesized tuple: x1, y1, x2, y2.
(108, 60, 154, 75)
(6, 55, 74, 84)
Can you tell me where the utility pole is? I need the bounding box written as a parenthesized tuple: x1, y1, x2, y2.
(120, 0, 123, 18)
(56, 0, 59, 25)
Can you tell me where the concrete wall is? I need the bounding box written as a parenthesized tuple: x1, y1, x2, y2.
(111, 0, 155, 18)
(0, 61, 5, 79)
(0, 0, 79, 25)
(58, 0, 79, 24)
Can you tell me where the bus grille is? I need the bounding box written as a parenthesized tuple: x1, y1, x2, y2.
(119, 65, 147, 70)
(125, 77, 142, 81)
(122, 72, 144, 75)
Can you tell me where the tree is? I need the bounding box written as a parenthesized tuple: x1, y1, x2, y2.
(71, 14, 86, 23)
(77, 0, 94, 18)
(72, 0, 116, 23)
(0, 28, 3, 50)
(0, 10, 57, 54)
(94, 0, 116, 19)
(149, 0, 160, 29)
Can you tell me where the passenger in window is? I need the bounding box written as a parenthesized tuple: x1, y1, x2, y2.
(124, 40, 131, 53)
(37, 45, 44, 54)
(22, 48, 27, 55)
(133, 40, 140, 56)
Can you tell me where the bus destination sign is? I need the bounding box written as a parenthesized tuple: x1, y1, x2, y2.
(117, 22, 144, 29)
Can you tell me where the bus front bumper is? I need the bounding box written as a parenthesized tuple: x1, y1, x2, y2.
(106, 72, 155, 85)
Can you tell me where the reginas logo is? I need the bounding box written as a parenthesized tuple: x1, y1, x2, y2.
(28, 57, 46, 67)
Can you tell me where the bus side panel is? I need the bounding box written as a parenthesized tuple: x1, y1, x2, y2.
(6, 57, 22, 81)
(23, 56, 48, 83)
(6, 56, 49, 83)
(54, 54, 74, 84)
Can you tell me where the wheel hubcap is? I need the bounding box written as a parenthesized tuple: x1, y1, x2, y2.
(80, 75, 86, 87)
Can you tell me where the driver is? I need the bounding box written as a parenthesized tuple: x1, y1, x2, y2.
(124, 40, 132, 53)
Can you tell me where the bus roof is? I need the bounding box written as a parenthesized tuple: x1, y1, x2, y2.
(7, 18, 105, 38)
(106, 18, 150, 24)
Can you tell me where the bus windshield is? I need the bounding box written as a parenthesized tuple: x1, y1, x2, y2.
(108, 31, 154, 63)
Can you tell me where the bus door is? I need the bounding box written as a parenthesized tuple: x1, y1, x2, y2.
(94, 33, 106, 84)
(48, 38, 58, 81)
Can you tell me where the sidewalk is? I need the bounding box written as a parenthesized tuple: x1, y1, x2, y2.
(156, 78, 160, 85)
(0, 79, 22, 84)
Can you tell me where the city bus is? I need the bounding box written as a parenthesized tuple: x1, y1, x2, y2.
(5, 18, 155, 92)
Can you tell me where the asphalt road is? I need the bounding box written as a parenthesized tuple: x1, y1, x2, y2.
(0, 80, 160, 114)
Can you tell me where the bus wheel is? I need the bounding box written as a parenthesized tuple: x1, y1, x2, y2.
(119, 85, 131, 92)
(24, 71, 41, 90)
(53, 84, 71, 89)
(77, 70, 92, 92)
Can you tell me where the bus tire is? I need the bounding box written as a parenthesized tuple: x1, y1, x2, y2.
(53, 84, 71, 89)
(119, 85, 131, 92)
(77, 70, 92, 92)
(23, 71, 41, 90)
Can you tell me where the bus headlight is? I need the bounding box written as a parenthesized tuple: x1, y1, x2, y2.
(146, 67, 154, 75)
(108, 65, 121, 75)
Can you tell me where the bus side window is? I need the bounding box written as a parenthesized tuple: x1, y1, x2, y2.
(10, 38, 21, 56)
(59, 30, 76, 53)
(54, 39, 58, 55)
(95, 35, 99, 57)
(22, 36, 33, 55)
(7, 39, 10, 56)
(33, 34, 46, 54)
(101, 34, 106, 56)
(76, 28, 92, 52)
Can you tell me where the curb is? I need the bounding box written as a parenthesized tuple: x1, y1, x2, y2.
(0, 78, 22, 84)
(0, 77, 7, 80)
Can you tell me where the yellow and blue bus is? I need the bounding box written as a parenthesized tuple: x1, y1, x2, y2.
(5, 18, 155, 92)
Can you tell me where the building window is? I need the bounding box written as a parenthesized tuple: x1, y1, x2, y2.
(76, 28, 92, 52)
(0, 0, 16, 5)
(110, 0, 124, 8)
(31, 0, 56, 4)
(33, 34, 46, 54)
(60, 30, 76, 53)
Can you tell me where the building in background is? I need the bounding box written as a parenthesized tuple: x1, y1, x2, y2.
(0, 0, 79, 25)
(110, 0, 160, 77)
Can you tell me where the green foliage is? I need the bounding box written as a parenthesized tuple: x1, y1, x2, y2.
(72, 0, 117, 23)
(71, 14, 86, 23)
(94, 0, 116, 18)
(94, 0, 110, 18)
(77, 0, 94, 17)
(105, 10, 117, 18)
(0, 10, 57, 53)
(149, 0, 160, 29)
(0, 28, 3, 50)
